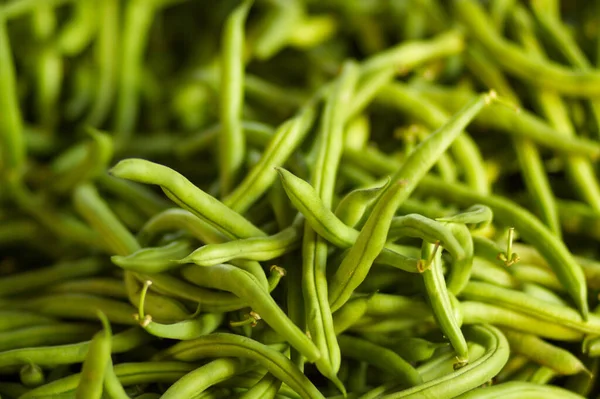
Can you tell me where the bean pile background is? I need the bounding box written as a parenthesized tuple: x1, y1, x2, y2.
(3, 0, 600, 398)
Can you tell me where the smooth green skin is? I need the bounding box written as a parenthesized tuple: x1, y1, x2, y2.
(417, 175, 589, 319)
(0, 327, 153, 372)
(472, 236, 510, 269)
(365, 293, 431, 318)
(0, 311, 57, 332)
(239, 372, 281, 399)
(2, 293, 138, 326)
(334, 184, 386, 229)
(98, 174, 170, 218)
(301, 61, 358, 392)
(528, 366, 556, 384)
(461, 301, 582, 341)
(57, 0, 97, 55)
(338, 335, 422, 387)
(520, 283, 566, 306)
(460, 281, 594, 333)
(0, 323, 99, 352)
(103, 357, 128, 399)
(329, 179, 406, 312)
(73, 182, 140, 256)
(502, 329, 588, 375)
(360, 30, 463, 75)
(20, 362, 197, 398)
(557, 199, 600, 241)
(453, 0, 600, 96)
(218, 0, 252, 195)
(180, 264, 320, 363)
(161, 358, 248, 399)
(47, 278, 128, 299)
(75, 312, 111, 399)
(512, 5, 600, 213)
(20, 363, 45, 388)
(224, 104, 315, 213)
(421, 241, 469, 363)
(332, 296, 370, 335)
(153, 333, 325, 399)
(388, 214, 466, 266)
(110, 159, 266, 240)
(137, 208, 228, 246)
(84, 0, 118, 126)
(378, 325, 509, 399)
(495, 354, 529, 383)
(0, 12, 25, 181)
(455, 381, 586, 399)
(0, 258, 103, 297)
(392, 338, 448, 364)
(111, 239, 193, 273)
(113, 0, 158, 148)
(444, 222, 474, 295)
(277, 167, 419, 272)
(374, 82, 489, 195)
(412, 83, 600, 158)
(470, 257, 518, 288)
(140, 272, 244, 313)
(464, 40, 561, 240)
(183, 218, 303, 266)
(436, 205, 492, 229)
(140, 311, 224, 340)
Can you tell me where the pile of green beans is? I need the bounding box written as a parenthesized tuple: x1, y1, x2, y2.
(4, 0, 600, 397)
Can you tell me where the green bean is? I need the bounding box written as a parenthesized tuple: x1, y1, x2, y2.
(0, 11, 25, 180)
(135, 280, 224, 340)
(57, 0, 97, 55)
(495, 354, 529, 383)
(456, 381, 586, 398)
(520, 283, 566, 306)
(472, 236, 506, 268)
(20, 363, 45, 388)
(0, 323, 99, 352)
(565, 357, 598, 396)
(0, 382, 29, 398)
(412, 83, 600, 157)
(460, 281, 595, 333)
(224, 104, 316, 213)
(154, 333, 325, 399)
(511, 5, 600, 214)
(98, 174, 170, 218)
(417, 175, 589, 318)
(378, 325, 509, 398)
(140, 272, 244, 313)
(420, 241, 469, 364)
(110, 159, 266, 239)
(528, 366, 556, 384)
(112, 239, 193, 273)
(239, 372, 281, 399)
(329, 179, 410, 312)
(161, 358, 249, 399)
(391, 337, 448, 364)
(375, 82, 489, 194)
(47, 277, 128, 299)
(0, 258, 104, 297)
(502, 329, 588, 376)
(453, 0, 600, 96)
(332, 296, 370, 335)
(180, 264, 320, 363)
(300, 61, 358, 393)
(84, 0, 121, 126)
(460, 301, 582, 341)
(436, 205, 493, 230)
(334, 183, 385, 229)
(74, 311, 112, 399)
(365, 293, 430, 318)
(0, 310, 57, 332)
(218, 0, 252, 195)
(2, 0, 73, 19)
(182, 218, 303, 267)
(73, 182, 140, 256)
(338, 334, 422, 387)
(103, 356, 128, 399)
(21, 362, 197, 398)
(1, 293, 137, 326)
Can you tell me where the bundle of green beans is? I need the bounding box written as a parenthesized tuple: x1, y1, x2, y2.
(4, 0, 600, 397)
